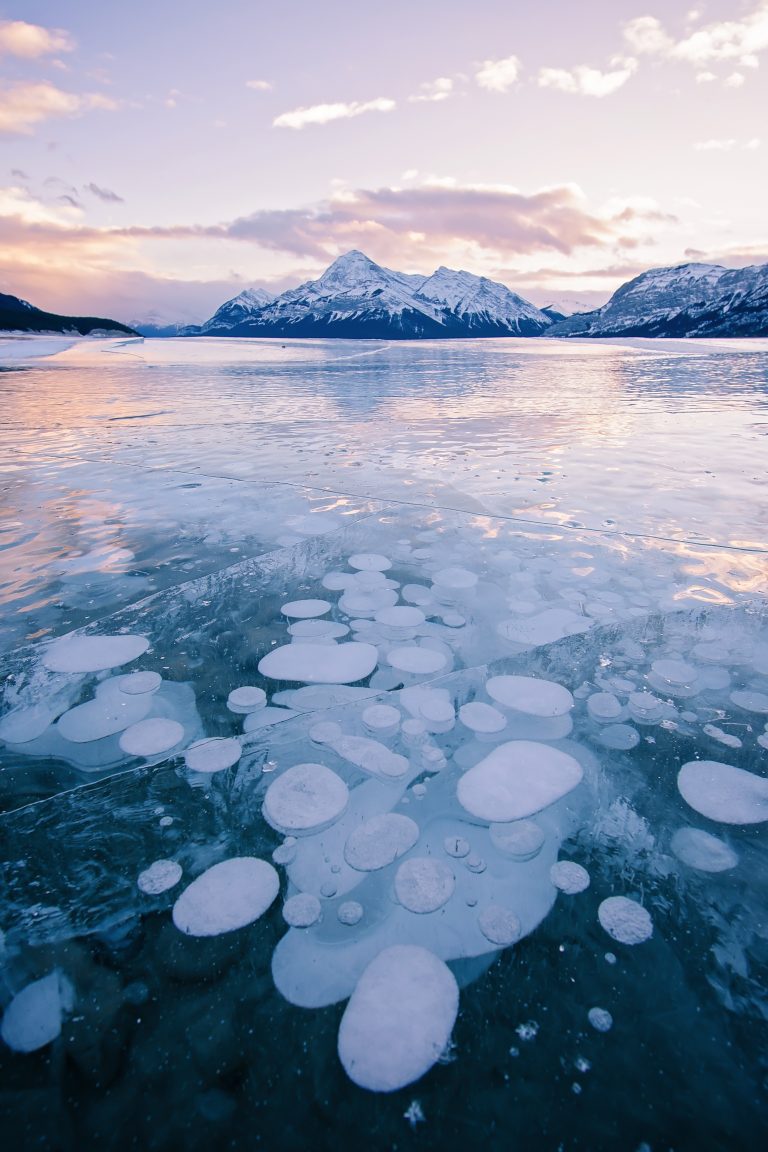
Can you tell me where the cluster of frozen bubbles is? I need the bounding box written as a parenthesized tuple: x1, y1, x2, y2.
(2, 548, 768, 1093)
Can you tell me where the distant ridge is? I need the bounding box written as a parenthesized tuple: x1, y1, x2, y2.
(0, 291, 137, 337)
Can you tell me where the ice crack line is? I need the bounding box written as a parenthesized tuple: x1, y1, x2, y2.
(24, 449, 768, 559)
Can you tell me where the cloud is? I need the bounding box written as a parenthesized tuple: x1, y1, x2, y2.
(245, 79, 272, 91)
(0, 184, 82, 226)
(694, 138, 737, 151)
(0, 82, 119, 135)
(475, 55, 520, 92)
(0, 19, 74, 58)
(538, 57, 637, 97)
(624, 4, 768, 72)
(273, 97, 395, 129)
(0, 178, 661, 268)
(623, 16, 674, 56)
(725, 71, 745, 86)
(218, 181, 659, 264)
(408, 77, 453, 103)
(84, 182, 125, 203)
(694, 137, 760, 151)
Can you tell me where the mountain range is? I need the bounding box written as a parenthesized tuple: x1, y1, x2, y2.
(547, 262, 768, 339)
(176, 251, 553, 339)
(0, 293, 136, 338)
(166, 251, 768, 341)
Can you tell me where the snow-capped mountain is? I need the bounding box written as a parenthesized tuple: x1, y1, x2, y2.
(197, 251, 552, 339)
(0, 292, 136, 337)
(195, 287, 276, 334)
(548, 262, 768, 338)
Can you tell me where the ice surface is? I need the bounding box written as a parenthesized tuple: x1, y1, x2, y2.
(457, 741, 583, 822)
(337, 945, 459, 1091)
(172, 858, 279, 936)
(2, 338, 768, 1134)
(598, 896, 653, 945)
(263, 763, 349, 833)
(677, 760, 768, 824)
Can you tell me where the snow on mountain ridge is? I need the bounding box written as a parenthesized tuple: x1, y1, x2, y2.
(548, 261, 768, 338)
(416, 266, 550, 330)
(197, 251, 552, 339)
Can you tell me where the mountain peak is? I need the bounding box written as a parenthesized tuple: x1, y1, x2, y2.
(318, 250, 386, 288)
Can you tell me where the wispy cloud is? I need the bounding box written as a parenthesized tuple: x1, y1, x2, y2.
(84, 182, 125, 203)
(0, 82, 119, 135)
(245, 79, 272, 91)
(694, 137, 760, 151)
(475, 56, 520, 92)
(0, 19, 74, 58)
(538, 57, 637, 97)
(273, 97, 395, 129)
(694, 138, 737, 152)
(624, 3, 768, 77)
(408, 77, 453, 103)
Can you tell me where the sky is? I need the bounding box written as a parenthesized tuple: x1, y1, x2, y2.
(1, 0, 766, 324)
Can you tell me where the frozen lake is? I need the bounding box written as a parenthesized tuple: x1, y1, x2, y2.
(1, 335, 767, 1149)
